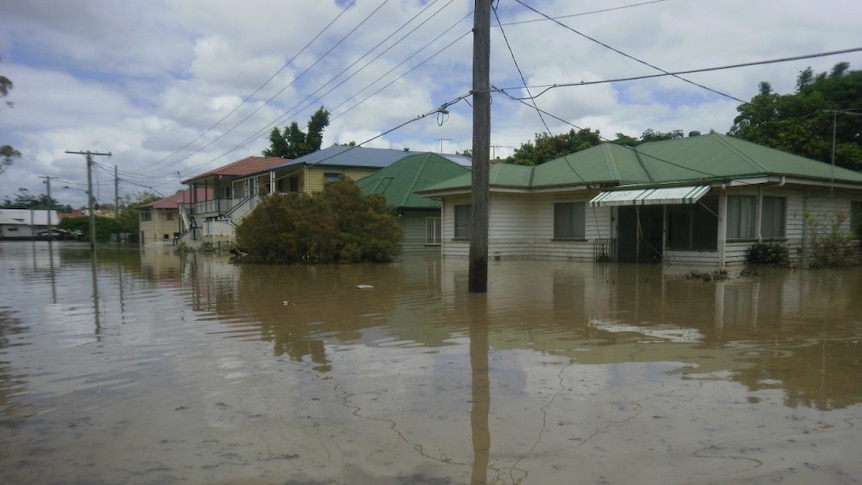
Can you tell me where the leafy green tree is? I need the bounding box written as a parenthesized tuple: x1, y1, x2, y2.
(639, 129, 684, 142)
(236, 179, 402, 264)
(504, 128, 602, 166)
(58, 216, 122, 243)
(262, 107, 330, 159)
(729, 62, 862, 171)
(1, 188, 66, 210)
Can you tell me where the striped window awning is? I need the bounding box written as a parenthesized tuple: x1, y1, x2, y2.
(589, 185, 711, 207)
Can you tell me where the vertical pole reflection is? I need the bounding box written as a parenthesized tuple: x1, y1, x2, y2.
(48, 239, 57, 304)
(90, 252, 101, 335)
(469, 293, 490, 485)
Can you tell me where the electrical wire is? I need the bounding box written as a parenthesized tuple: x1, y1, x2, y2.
(134, 0, 390, 177)
(493, 2, 550, 134)
(512, 0, 747, 104)
(171, 0, 468, 177)
(496, 47, 862, 100)
(140, 1, 359, 175)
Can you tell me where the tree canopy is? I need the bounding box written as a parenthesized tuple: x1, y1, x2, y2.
(503, 128, 602, 166)
(729, 62, 862, 171)
(1, 188, 70, 211)
(235, 178, 402, 264)
(262, 107, 330, 159)
(1, 62, 20, 175)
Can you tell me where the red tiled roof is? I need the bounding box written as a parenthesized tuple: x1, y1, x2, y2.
(181, 156, 288, 183)
(143, 188, 213, 209)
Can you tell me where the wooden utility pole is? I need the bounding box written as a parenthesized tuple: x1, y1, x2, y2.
(66, 150, 112, 250)
(39, 175, 55, 239)
(469, 0, 491, 293)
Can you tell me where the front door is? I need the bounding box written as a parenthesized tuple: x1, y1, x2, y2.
(617, 206, 664, 263)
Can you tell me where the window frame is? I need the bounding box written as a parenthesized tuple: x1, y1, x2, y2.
(761, 196, 786, 240)
(553, 201, 586, 240)
(425, 217, 442, 245)
(453, 204, 471, 239)
(727, 195, 756, 240)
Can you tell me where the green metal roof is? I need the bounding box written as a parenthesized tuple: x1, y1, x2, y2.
(419, 133, 862, 194)
(356, 152, 471, 209)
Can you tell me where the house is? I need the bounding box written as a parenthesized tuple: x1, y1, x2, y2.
(356, 152, 471, 253)
(180, 146, 423, 246)
(0, 209, 61, 239)
(139, 188, 212, 245)
(418, 133, 862, 269)
(180, 156, 287, 246)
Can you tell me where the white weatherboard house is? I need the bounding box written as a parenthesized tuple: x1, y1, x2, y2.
(0, 209, 61, 239)
(418, 134, 862, 269)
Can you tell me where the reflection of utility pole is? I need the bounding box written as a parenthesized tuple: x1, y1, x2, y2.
(434, 138, 452, 153)
(65, 150, 112, 250)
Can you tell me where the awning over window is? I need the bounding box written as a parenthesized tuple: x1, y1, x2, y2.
(589, 185, 711, 207)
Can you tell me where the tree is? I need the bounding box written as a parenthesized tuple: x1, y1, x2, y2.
(1, 63, 20, 175)
(235, 178, 402, 264)
(58, 215, 122, 243)
(262, 107, 330, 159)
(1, 188, 66, 210)
(729, 62, 862, 171)
(504, 128, 602, 166)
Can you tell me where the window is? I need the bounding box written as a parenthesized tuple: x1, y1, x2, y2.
(290, 176, 299, 192)
(324, 172, 341, 183)
(668, 196, 718, 250)
(761, 196, 786, 239)
(426, 217, 441, 245)
(727, 195, 756, 239)
(553, 202, 585, 239)
(852, 201, 862, 238)
(166, 212, 174, 221)
(141, 210, 152, 222)
(454, 204, 471, 239)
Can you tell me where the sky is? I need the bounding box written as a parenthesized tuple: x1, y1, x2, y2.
(1, 0, 861, 208)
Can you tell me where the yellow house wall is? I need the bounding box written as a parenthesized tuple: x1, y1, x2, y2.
(140, 209, 181, 243)
(305, 167, 378, 193)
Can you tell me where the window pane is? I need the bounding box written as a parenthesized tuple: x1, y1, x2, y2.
(762, 196, 786, 239)
(727, 195, 755, 239)
(426, 217, 441, 244)
(554, 202, 585, 239)
(454, 204, 470, 239)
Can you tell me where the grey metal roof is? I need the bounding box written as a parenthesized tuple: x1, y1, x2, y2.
(267, 145, 420, 172)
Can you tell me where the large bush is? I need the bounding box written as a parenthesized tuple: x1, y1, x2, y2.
(745, 241, 790, 267)
(235, 179, 403, 264)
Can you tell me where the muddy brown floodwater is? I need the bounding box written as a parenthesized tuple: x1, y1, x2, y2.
(1, 241, 861, 484)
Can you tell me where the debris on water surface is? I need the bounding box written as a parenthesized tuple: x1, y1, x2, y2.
(357, 284, 374, 289)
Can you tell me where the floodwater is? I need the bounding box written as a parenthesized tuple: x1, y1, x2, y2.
(1, 242, 861, 485)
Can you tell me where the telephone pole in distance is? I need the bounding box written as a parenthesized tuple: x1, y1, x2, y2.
(65, 150, 112, 250)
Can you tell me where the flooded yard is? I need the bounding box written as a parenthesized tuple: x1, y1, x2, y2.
(1, 241, 861, 485)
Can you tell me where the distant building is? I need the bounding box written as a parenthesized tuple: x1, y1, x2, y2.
(0, 209, 61, 239)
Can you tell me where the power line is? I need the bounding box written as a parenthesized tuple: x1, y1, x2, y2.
(139, 1, 360, 175)
(498, 0, 666, 26)
(513, 0, 747, 104)
(496, 47, 862, 100)
(493, 2, 550, 134)
(180, 8, 472, 176)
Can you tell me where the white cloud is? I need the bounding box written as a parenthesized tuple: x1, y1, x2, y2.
(1, 0, 861, 205)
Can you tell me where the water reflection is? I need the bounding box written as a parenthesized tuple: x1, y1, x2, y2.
(1, 242, 861, 484)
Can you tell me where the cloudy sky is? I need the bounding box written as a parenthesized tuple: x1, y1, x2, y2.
(1, 0, 860, 207)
